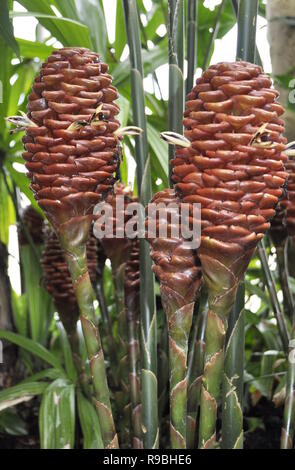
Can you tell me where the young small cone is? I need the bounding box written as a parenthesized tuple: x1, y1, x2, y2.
(269, 203, 288, 248)
(18, 206, 44, 246)
(172, 61, 287, 448)
(99, 182, 133, 268)
(287, 155, 295, 277)
(42, 228, 98, 335)
(146, 188, 202, 449)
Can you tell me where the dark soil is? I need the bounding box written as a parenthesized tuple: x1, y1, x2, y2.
(0, 398, 40, 449)
(244, 397, 283, 449)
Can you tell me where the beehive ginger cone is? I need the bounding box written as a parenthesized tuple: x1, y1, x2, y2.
(172, 61, 287, 448)
(21, 47, 119, 448)
(172, 61, 287, 318)
(146, 188, 202, 449)
(18, 206, 44, 246)
(22, 47, 121, 243)
(284, 156, 295, 236)
(270, 152, 295, 247)
(146, 188, 202, 316)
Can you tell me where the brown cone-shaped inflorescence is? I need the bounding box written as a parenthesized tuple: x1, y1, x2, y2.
(22, 47, 121, 233)
(172, 61, 287, 297)
(18, 205, 44, 246)
(269, 201, 287, 247)
(270, 156, 295, 246)
(284, 156, 295, 236)
(42, 228, 98, 333)
(125, 240, 140, 318)
(99, 182, 134, 269)
(146, 188, 202, 315)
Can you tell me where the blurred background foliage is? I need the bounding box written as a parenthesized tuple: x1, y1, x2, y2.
(0, 0, 293, 449)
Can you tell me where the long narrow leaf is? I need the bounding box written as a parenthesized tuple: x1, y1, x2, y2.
(10, 10, 92, 48)
(0, 382, 48, 412)
(0, 331, 63, 370)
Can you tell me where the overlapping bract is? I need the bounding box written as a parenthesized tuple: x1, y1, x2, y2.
(172, 61, 287, 281)
(99, 182, 135, 267)
(125, 240, 140, 317)
(18, 206, 44, 246)
(22, 47, 121, 229)
(270, 156, 295, 245)
(283, 157, 295, 236)
(146, 188, 202, 313)
(42, 229, 97, 329)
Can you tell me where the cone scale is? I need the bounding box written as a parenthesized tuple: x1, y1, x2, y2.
(146, 188, 202, 448)
(172, 61, 287, 448)
(22, 47, 120, 448)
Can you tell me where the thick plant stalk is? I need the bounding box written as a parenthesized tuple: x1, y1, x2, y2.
(113, 261, 131, 446)
(172, 61, 287, 448)
(281, 327, 295, 449)
(95, 242, 111, 331)
(146, 189, 202, 449)
(222, 282, 245, 449)
(123, 0, 158, 449)
(186, 0, 198, 95)
(60, 229, 118, 448)
(158, 315, 169, 422)
(186, 293, 208, 448)
(231, 0, 262, 66)
(125, 240, 142, 448)
(21, 47, 121, 449)
(168, 0, 184, 178)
